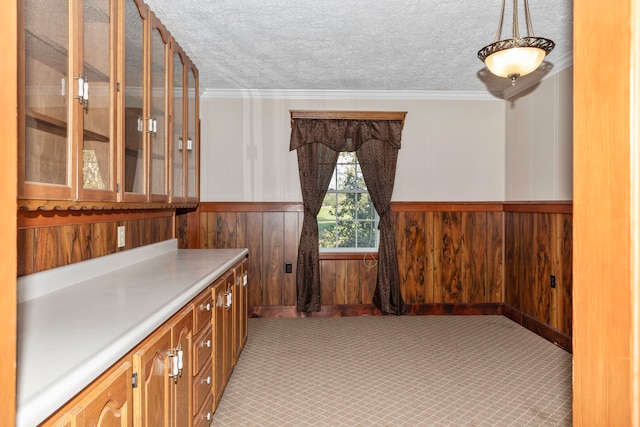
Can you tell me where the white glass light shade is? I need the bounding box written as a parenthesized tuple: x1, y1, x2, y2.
(484, 46, 546, 78)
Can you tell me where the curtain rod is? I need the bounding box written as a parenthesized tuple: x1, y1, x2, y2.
(289, 110, 407, 129)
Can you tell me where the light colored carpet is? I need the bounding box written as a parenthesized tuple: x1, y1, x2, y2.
(211, 316, 572, 426)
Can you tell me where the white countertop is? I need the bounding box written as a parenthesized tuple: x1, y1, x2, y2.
(16, 240, 248, 427)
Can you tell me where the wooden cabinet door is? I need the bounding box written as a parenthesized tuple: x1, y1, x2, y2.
(77, 0, 117, 202)
(232, 260, 245, 363)
(223, 273, 234, 384)
(148, 12, 170, 202)
(71, 360, 133, 427)
(241, 260, 248, 347)
(171, 307, 193, 427)
(133, 327, 172, 427)
(185, 63, 199, 202)
(120, 0, 148, 202)
(19, 0, 74, 200)
(212, 277, 225, 407)
(169, 43, 186, 203)
(41, 359, 133, 427)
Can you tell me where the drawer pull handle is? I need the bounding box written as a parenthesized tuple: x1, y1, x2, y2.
(201, 376, 211, 385)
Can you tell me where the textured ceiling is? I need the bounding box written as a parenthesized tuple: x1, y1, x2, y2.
(144, 0, 573, 95)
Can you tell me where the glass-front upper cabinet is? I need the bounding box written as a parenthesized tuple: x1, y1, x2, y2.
(170, 42, 185, 202)
(186, 63, 199, 201)
(148, 15, 169, 202)
(120, 0, 147, 201)
(79, 0, 117, 201)
(19, 0, 116, 201)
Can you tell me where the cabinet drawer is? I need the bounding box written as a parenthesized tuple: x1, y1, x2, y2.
(193, 393, 214, 427)
(193, 324, 212, 376)
(193, 359, 212, 415)
(192, 288, 213, 334)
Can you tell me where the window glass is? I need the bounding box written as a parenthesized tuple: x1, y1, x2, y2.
(319, 152, 378, 251)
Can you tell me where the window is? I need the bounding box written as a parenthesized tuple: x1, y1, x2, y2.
(318, 152, 378, 251)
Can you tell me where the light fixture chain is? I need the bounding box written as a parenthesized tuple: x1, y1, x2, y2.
(523, 0, 536, 36)
(512, 0, 520, 39)
(494, 0, 506, 42)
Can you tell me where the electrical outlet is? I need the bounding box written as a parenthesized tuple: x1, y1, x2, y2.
(550, 275, 556, 288)
(285, 263, 292, 273)
(117, 226, 126, 248)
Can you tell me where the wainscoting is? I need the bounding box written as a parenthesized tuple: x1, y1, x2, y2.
(15, 201, 572, 350)
(196, 201, 572, 349)
(504, 204, 573, 337)
(17, 209, 174, 275)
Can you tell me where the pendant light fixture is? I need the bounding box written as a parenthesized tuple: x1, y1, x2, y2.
(478, 0, 555, 86)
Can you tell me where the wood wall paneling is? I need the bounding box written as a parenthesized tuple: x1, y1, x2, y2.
(282, 211, 299, 306)
(487, 211, 503, 303)
(17, 211, 175, 276)
(198, 202, 568, 345)
(245, 212, 264, 306)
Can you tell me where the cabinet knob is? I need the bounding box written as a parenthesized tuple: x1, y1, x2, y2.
(200, 339, 211, 349)
(201, 376, 211, 385)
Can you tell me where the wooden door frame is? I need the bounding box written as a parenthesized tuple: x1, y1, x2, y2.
(573, 0, 640, 424)
(1, 1, 18, 425)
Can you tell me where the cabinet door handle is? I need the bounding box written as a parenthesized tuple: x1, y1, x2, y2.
(224, 291, 232, 309)
(177, 348, 184, 378)
(169, 353, 179, 384)
(243, 273, 248, 287)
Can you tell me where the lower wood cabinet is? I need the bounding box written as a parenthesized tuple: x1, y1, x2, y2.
(132, 304, 193, 427)
(41, 258, 248, 427)
(41, 359, 134, 427)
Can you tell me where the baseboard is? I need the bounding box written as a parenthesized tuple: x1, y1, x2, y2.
(502, 304, 572, 353)
(249, 303, 502, 318)
(249, 303, 572, 354)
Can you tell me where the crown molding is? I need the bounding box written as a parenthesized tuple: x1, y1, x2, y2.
(201, 88, 501, 101)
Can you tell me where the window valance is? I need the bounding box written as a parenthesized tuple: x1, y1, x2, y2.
(289, 111, 406, 152)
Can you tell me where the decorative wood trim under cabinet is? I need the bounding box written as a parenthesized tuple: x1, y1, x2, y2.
(18, 208, 174, 228)
(17, 199, 197, 212)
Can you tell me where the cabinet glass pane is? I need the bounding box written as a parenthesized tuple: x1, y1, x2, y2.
(123, 0, 145, 194)
(187, 68, 197, 197)
(172, 53, 184, 199)
(82, 0, 112, 191)
(150, 28, 166, 196)
(24, 0, 69, 186)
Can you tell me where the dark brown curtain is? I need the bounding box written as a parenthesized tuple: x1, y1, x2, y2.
(290, 119, 405, 314)
(293, 142, 339, 311)
(356, 140, 406, 315)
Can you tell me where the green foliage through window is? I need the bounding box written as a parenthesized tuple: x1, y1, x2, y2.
(318, 152, 377, 250)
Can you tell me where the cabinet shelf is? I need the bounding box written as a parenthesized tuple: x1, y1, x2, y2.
(26, 29, 109, 82)
(26, 110, 109, 142)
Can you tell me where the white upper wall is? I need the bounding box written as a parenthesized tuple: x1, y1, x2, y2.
(200, 96, 506, 202)
(505, 65, 574, 201)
